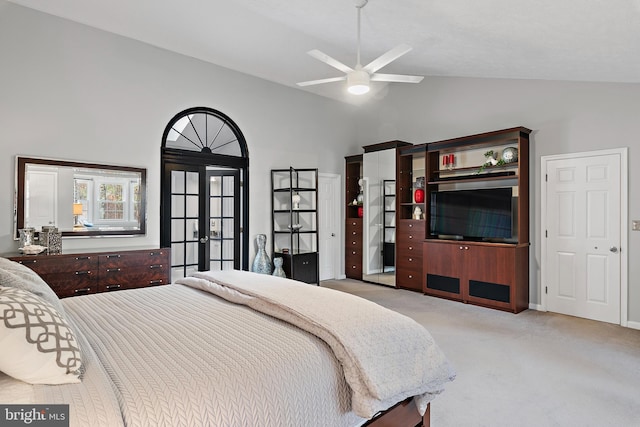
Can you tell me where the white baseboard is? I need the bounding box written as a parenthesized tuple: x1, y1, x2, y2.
(626, 320, 640, 330)
(528, 303, 545, 311)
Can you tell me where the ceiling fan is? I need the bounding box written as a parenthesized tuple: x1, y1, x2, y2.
(297, 0, 424, 95)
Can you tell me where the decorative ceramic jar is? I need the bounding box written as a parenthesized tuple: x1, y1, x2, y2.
(272, 257, 286, 278)
(414, 188, 425, 203)
(251, 234, 272, 274)
(41, 226, 62, 254)
(357, 206, 364, 218)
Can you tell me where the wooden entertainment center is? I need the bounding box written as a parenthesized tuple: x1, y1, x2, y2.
(347, 127, 531, 313)
(345, 127, 531, 313)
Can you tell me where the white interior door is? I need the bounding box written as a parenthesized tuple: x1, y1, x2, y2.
(543, 150, 626, 324)
(26, 170, 58, 229)
(318, 174, 340, 280)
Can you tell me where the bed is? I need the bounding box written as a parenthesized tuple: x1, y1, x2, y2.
(0, 258, 454, 427)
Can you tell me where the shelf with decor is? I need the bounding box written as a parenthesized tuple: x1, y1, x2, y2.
(271, 167, 319, 284)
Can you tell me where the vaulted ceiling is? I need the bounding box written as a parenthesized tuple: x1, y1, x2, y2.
(9, 0, 640, 104)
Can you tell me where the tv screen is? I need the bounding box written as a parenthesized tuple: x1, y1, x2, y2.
(430, 188, 514, 241)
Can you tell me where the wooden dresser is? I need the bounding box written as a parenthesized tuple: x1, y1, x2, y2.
(9, 248, 170, 298)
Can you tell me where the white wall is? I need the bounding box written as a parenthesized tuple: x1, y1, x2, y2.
(0, 4, 358, 264)
(354, 76, 640, 322)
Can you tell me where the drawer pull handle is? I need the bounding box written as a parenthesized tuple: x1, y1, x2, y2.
(409, 258, 413, 262)
(408, 275, 413, 279)
(106, 268, 121, 273)
(106, 254, 121, 259)
(19, 259, 37, 264)
(352, 231, 356, 235)
(74, 288, 91, 295)
(409, 235, 413, 239)
(106, 284, 121, 291)
(409, 246, 413, 250)
(149, 251, 164, 256)
(352, 265, 356, 269)
(75, 271, 91, 275)
(352, 251, 356, 255)
(75, 256, 91, 260)
(352, 222, 356, 226)
(149, 279, 164, 285)
(149, 264, 163, 269)
(409, 224, 413, 228)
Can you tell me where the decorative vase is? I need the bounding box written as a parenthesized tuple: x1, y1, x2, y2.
(272, 257, 286, 278)
(414, 188, 425, 203)
(18, 228, 36, 248)
(357, 206, 364, 218)
(251, 234, 272, 274)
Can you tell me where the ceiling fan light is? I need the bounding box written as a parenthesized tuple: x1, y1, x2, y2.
(347, 70, 370, 95)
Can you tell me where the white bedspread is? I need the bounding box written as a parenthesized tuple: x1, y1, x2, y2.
(177, 270, 455, 419)
(62, 284, 365, 426)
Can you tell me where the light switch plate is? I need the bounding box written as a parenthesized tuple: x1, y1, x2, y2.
(633, 220, 640, 231)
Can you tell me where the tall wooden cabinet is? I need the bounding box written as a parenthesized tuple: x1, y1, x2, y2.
(345, 155, 363, 280)
(397, 127, 531, 313)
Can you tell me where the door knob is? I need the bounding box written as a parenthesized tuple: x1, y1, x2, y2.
(199, 236, 209, 244)
(609, 246, 619, 253)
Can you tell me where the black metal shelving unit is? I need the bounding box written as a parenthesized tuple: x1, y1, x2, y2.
(270, 167, 319, 284)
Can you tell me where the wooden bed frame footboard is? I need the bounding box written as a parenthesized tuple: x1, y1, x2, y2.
(363, 399, 430, 427)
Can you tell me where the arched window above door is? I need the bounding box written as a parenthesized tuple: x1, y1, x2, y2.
(163, 107, 248, 157)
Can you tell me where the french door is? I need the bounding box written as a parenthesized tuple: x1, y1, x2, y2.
(164, 163, 241, 281)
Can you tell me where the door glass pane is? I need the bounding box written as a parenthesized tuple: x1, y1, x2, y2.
(186, 171, 199, 194)
(172, 171, 185, 193)
(186, 195, 199, 217)
(186, 219, 199, 241)
(223, 240, 234, 259)
(171, 195, 185, 217)
(171, 219, 185, 241)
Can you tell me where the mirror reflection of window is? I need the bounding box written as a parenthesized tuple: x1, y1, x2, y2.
(99, 182, 125, 220)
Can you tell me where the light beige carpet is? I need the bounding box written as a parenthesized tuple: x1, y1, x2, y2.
(321, 279, 640, 427)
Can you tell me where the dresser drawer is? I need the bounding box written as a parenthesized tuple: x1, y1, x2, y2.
(99, 250, 169, 269)
(396, 254, 422, 270)
(12, 254, 98, 275)
(98, 267, 168, 292)
(39, 272, 98, 298)
(395, 267, 423, 291)
(397, 220, 426, 243)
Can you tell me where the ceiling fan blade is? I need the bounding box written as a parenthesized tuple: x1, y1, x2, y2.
(296, 76, 347, 87)
(307, 50, 354, 74)
(363, 44, 413, 74)
(371, 73, 424, 83)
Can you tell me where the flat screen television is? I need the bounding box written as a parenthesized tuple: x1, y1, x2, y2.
(430, 188, 516, 242)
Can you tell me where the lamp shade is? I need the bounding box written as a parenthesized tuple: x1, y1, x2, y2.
(73, 203, 83, 215)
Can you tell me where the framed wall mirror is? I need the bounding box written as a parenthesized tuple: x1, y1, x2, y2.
(15, 157, 146, 238)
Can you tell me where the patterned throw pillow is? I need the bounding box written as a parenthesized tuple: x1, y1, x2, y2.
(0, 257, 66, 316)
(0, 286, 83, 384)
